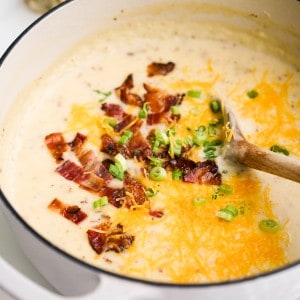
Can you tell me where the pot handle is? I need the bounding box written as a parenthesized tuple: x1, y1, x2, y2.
(0, 257, 162, 300)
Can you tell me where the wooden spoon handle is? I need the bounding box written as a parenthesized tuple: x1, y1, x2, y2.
(229, 140, 300, 183)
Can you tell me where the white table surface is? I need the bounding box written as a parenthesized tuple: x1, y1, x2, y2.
(0, 1, 57, 299)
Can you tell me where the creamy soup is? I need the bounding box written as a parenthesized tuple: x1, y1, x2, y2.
(1, 11, 300, 284)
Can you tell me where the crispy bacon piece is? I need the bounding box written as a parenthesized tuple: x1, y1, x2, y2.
(184, 160, 222, 185)
(78, 150, 112, 182)
(68, 132, 87, 155)
(45, 132, 68, 163)
(127, 130, 152, 159)
(143, 84, 184, 125)
(149, 210, 164, 218)
(56, 160, 105, 192)
(99, 186, 126, 208)
(123, 173, 148, 207)
(56, 160, 89, 183)
(169, 158, 222, 185)
(48, 198, 87, 224)
(100, 134, 131, 158)
(101, 103, 137, 132)
(147, 62, 175, 77)
(115, 74, 143, 107)
(87, 222, 134, 254)
(101, 103, 125, 120)
(144, 84, 184, 114)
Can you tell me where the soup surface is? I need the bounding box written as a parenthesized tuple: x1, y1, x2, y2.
(1, 12, 300, 283)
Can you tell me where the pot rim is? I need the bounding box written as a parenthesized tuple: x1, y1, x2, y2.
(0, 0, 299, 289)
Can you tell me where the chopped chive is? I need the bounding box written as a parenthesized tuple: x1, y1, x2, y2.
(119, 130, 133, 145)
(109, 164, 124, 181)
(217, 209, 234, 221)
(104, 117, 117, 128)
(187, 90, 201, 98)
(218, 184, 234, 195)
(155, 129, 169, 145)
(247, 89, 259, 99)
(209, 99, 222, 113)
(193, 197, 207, 206)
(149, 167, 167, 181)
(223, 205, 238, 216)
(193, 126, 208, 146)
(171, 140, 182, 157)
(172, 169, 183, 180)
(94, 90, 112, 102)
(114, 153, 127, 172)
(171, 106, 180, 115)
(93, 196, 108, 209)
(152, 139, 160, 155)
(203, 139, 223, 147)
(148, 156, 164, 167)
(145, 188, 158, 198)
(259, 219, 280, 233)
(270, 145, 289, 156)
(138, 103, 149, 119)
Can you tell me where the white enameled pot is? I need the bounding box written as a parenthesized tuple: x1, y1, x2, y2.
(0, 0, 300, 299)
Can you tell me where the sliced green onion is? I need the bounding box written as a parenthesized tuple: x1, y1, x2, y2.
(259, 219, 280, 233)
(93, 196, 108, 209)
(247, 89, 259, 99)
(145, 188, 158, 198)
(171, 140, 182, 157)
(270, 145, 289, 156)
(114, 153, 127, 172)
(138, 103, 149, 119)
(209, 99, 222, 113)
(148, 156, 164, 167)
(187, 90, 202, 98)
(149, 167, 167, 181)
(217, 209, 234, 222)
(204, 139, 223, 147)
(212, 184, 233, 199)
(94, 90, 112, 102)
(119, 130, 133, 145)
(171, 106, 180, 115)
(152, 139, 160, 155)
(223, 205, 238, 216)
(193, 126, 208, 146)
(193, 197, 207, 206)
(172, 169, 183, 180)
(109, 164, 124, 180)
(104, 117, 117, 128)
(155, 129, 169, 145)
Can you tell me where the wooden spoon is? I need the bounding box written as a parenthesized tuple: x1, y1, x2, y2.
(222, 105, 300, 183)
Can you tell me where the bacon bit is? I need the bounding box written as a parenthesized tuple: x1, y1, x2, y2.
(48, 198, 87, 224)
(114, 114, 136, 133)
(147, 62, 175, 77)
(45, 132, 68, 163)
(79, 173, 105, 193)
(87, 222, 134, 254)
(68, 132, 87, 155)
(56, 160, 89, 183)
(169, 158, 222, 185)
(87, 230, 107, 254)
(99, 186, 126, 208)
(144, 84, 184, 114)
(115, 74, 143, 107)
(183, 160, 222, 185)
(149, 210, 164, 218)
(101, 103, 137, 133)
(78, 150, 113, 182)
(123, 173, 148, 207)
(127, 130, 152, 159)
(100, 134, 118, 156)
